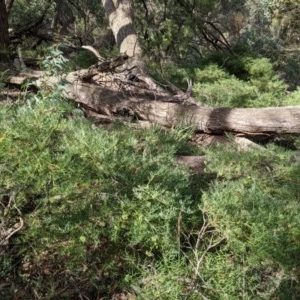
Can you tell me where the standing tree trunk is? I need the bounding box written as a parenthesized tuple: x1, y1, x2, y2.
(101, 0, 145, 74)
(0, 0, 9, 47)
(5, 0, 14, 13)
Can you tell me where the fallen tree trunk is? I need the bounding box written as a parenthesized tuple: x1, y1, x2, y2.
(64, 74, 300, 134)
(132, 103, 300, 134)
(7, 70, 300, 135)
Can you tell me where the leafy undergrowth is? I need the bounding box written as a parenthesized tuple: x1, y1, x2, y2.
(1, 84, 300, 298)
(153, 55, 300, 108)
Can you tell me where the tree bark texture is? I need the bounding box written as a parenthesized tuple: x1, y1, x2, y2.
(0, 0, 9, 47)
(101, 0, 145, 73)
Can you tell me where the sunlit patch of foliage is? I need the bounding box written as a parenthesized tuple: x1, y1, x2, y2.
(152, 55, 298, 108)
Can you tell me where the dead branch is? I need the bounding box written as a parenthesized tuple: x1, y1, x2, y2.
(81, 45, 105, 61)
(0, 193, 24, 251)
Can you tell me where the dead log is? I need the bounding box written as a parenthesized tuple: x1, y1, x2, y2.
(67, 81, 300, 134)
(6, 70, 300, 135)
(131, 103, 300, 134)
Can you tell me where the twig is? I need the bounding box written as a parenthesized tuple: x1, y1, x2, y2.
(81, 45, 105, 62)
(1, 192, 24, 246)
(194, 234, 226, 278)
(181, 213, 226, 281)
(177, 211, 182, 255)
(3, 217, 24, 242)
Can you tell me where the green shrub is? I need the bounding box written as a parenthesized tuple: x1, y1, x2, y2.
(193, 76, 288, 108)
(193, 77, 257, 107)
(1, 65, 300, 299)
(199, 144, 300, 298)
(284, 87, 300, 106)
(193, 64, 230, 83)
(0, 93, 198, 298)
(153, 57, 288, 108)
(67, 50, 98, 69)
(282, 57, 300, 91)
(242, 57, 288, 94)
(0, 69, 9, 91)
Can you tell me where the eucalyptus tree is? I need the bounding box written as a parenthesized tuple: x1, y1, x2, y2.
(100, 0, 220, 70)
(101, 0, 145, 73)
